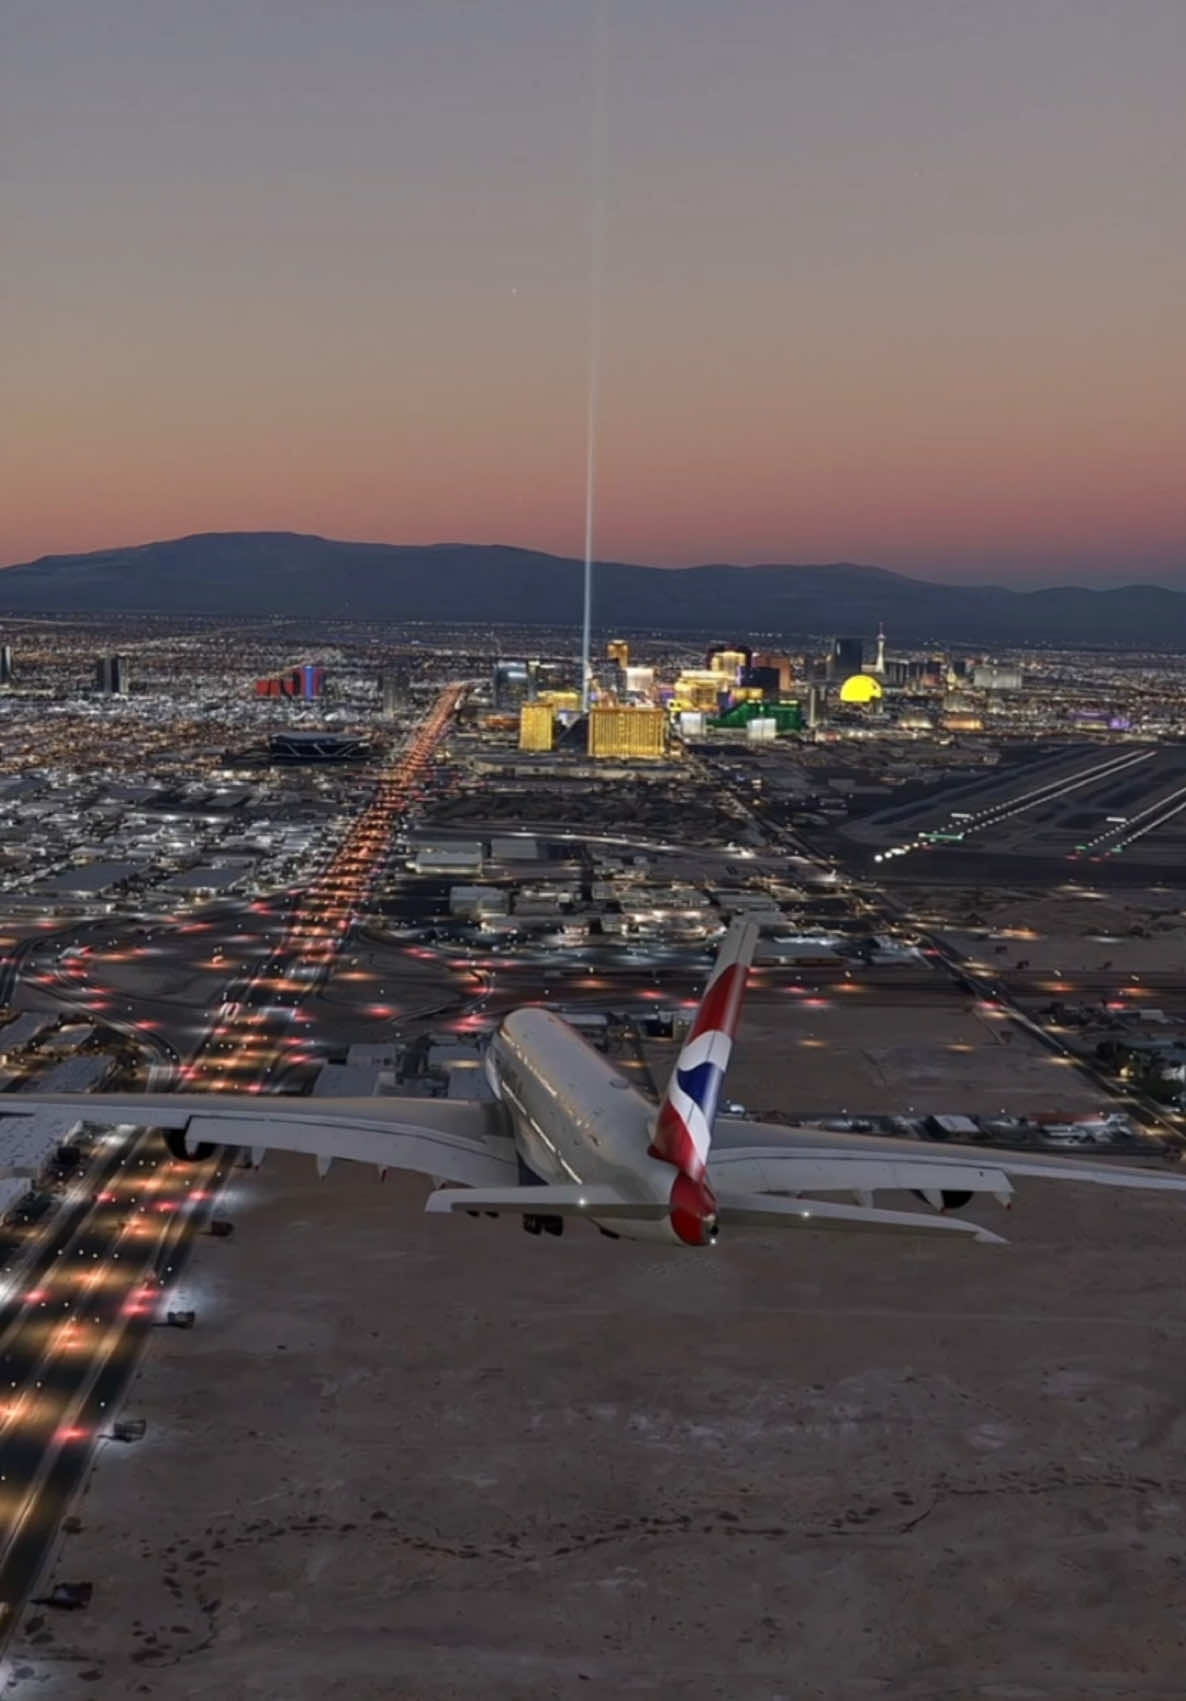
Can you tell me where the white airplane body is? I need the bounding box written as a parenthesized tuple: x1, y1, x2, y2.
(9, 919, 1186, 1248)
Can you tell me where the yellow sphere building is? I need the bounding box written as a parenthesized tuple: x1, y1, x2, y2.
(838, 673, 883, 706)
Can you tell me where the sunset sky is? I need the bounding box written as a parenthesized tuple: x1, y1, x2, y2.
(5, 0, 1183, 582)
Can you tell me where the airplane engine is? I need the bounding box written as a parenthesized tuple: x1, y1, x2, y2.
(164, 1129, 217, 1162)
(669, 1171, 719, 1247)
(911, 1188, 975, 1212)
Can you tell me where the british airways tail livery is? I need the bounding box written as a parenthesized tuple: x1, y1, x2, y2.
(10, 917, 1186, 1249)
(651, 917, 755, 1180)
(643, 918, 756, 1244)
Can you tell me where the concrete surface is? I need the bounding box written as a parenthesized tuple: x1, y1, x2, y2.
(8, 1152, 1186, 1700)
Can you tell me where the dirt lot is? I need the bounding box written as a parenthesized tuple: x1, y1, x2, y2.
(646, 988, 1102, 1118)
(9, 1149, 1186, 1701)
(901, 883, 1186, 983)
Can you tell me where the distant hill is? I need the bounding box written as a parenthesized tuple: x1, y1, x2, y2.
(0, 531, 1183, 646)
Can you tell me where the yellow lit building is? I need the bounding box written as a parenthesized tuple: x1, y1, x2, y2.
(519, 702, 555, 751)
(838, 673, 883, 706)
(536, 689, 580, 711)
(673, 670, 724, 711)
(710, 649, 748, 680)
(606, 639, 630, 669)
(588, 706, 668, 760)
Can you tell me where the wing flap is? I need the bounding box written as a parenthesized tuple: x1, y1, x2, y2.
(425, 1184, 655, 1219)
(717, 1191, 1006, 1244)
(0, 1093, 517, 1189)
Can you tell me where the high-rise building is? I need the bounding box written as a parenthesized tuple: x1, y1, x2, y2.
(752, 651, 793, 692)
(874, 624, 887, 676)
(533, 659, 580, 696)
(706, 642, 752, 667)
(741, 665, 781, 700)
(972, 664, 1022, 691)
(588, 706, 667, 760)
(254, 664, 324, 699)
(519, 702, 555, 752)
(830, 637, 864, 678)
(492, 660, 533, 710)
(707, 647, 749, 682)
(95, 655, 129, 695)
(598, 660, 626, 701)
(674, 669, 727, 712)
(379, 669, 400, 719)
(606, 639, 630, 669)
(0, 645, 12, 685)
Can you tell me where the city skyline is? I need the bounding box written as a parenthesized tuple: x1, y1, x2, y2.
(5, 0, 1184, 583)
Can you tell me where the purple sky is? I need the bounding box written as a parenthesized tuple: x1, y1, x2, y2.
(4, 0, 1184, 582)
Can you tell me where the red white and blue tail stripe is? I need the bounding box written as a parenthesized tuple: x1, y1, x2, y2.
(650, 918, 759, 1180)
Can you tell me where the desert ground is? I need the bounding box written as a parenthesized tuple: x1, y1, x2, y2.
(8, 1146, 1186, 1701)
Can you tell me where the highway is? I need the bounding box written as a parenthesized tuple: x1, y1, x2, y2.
(179, 683, 462, 1092)
(0, 1136, 229, 1638)
(0, 687, 466, 1643)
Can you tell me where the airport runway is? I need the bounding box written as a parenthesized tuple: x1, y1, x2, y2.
(842, 742, 1186, 875)
(705, 752, 1186, 1147)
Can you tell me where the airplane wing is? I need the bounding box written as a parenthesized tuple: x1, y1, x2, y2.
(0, 1093, 519, 1188)
(421, 1182, 1005, 1243)
(709, 1117, 1186, 1222)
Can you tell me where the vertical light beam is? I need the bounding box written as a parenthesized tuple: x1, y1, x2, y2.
(582, 0, 610, 713)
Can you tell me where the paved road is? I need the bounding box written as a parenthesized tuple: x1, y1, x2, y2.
(180, 684, 462, 1092)
(0, 1136, 230, 1644)
(0, 688, 467, 1639)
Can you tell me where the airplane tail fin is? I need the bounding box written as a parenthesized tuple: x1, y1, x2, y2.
(650, 917, 758, 1179)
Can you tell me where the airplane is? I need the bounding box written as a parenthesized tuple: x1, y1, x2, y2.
(7, 917, 1186, 1249)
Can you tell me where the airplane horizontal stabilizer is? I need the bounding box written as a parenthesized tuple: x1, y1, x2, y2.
(425, 1184, 662, 1219)
(717, 1191, 1007, 1244)
(710, 1149, 1014, 1205)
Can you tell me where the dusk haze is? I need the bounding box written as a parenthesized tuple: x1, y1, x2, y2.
(8, 6, 1186, 1695)
(6, 0, 1184, 582)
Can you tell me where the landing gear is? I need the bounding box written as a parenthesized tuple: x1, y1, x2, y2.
(523, 1213, 564, 1237)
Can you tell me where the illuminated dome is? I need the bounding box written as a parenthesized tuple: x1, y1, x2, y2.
(838, 673, 883, 705)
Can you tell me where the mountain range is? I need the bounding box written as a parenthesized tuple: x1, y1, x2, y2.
(0, 532, 1182, 647)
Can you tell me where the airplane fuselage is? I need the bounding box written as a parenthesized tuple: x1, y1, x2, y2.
(487, 1007, 683, 1240)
